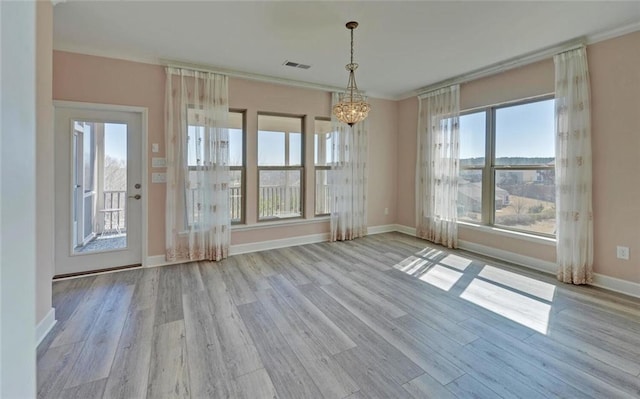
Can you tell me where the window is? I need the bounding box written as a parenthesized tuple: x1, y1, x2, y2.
(228, 111, 245, 223)
(187, 109, 245, 226)
(314, 118, 333, 216)
(458, 97, 556, 236)
(258, 114, 303, 220)
(458, 111, 486, 223)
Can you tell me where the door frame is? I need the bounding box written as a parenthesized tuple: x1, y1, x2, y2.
(53, 100, 149, 267)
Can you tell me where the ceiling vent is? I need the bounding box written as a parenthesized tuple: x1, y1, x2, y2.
(283, 60, 311, 69)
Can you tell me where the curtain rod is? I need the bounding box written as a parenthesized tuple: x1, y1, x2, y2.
(416, 37, 586, 98)
(161, 59, 345, 94)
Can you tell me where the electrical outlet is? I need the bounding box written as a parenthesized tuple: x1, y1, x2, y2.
(384, 207, 389, 215)
(151, 157, 166, 168)
(152, 173, 167, 184)
(616, 246, 630, 260)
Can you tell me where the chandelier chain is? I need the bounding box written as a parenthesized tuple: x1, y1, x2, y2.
(350, 26, 354, 65)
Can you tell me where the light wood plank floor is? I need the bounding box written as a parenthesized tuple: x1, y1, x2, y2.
(38, 232, 640, 398)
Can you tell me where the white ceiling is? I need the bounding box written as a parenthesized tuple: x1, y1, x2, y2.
(53, 1, 640, 99)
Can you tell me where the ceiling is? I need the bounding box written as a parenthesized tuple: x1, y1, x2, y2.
(53, 1, 640, 99)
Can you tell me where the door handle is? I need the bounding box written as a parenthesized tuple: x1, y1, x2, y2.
(128, 194, 141, 200)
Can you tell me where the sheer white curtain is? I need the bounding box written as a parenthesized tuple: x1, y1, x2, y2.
(554, 47, 593, 284)
(415, 85, 460, 248)
(165, 67, 230, 262)
(329, 92, 368, 241)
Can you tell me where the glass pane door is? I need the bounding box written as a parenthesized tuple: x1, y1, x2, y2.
(72, 121, 128, 254)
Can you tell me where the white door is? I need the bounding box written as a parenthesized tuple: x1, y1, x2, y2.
(55, 106, 143, 276)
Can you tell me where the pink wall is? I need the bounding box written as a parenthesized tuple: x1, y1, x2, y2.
(52, 31, 640, 285)
(460, 59, 554, 110)
(396, 96, 418, 227)
(53, 51, 398, 254)
(589, 31, 640, 282)
(53, 52, 166, 256)
(396, 32, 640, 283)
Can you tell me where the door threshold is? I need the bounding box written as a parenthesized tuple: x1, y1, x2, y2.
(53, 263, 142, 280)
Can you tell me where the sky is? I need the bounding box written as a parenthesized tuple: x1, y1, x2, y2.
(110, 99, 554, 166)
(460, 99, 555, 160)
(258, 131, 301, 166)
(104, 123, 127, 161)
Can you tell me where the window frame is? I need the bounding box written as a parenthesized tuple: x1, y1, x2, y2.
(229, 109, 246, 225)
(256, 112, 305, 222)
(185, 108, 246, 226)
(314, 117, 332, 217)
(459, 95, 556, 238)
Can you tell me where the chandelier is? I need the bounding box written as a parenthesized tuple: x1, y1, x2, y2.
(333, 21, 371, 127)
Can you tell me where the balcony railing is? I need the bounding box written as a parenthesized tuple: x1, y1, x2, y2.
(315, 183, 330, 215)
(187, 186, 243, 225)
(259, 185, 301, 219)
(102, 190, 126, 233)
(185, 184, 334, 223)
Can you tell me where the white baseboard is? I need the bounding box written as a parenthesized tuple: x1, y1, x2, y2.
(36, 308, 56, 346)
(145, 255, 188, 268)
(457, 240, 640, 299)
(458, 240, 557, 275)
(143, 223, 640, 299)
(146, 225, 399, 265)
(367, 224, 398, 235)
(592, 273, 640, 299)
(394, 224, 417, 236)
(230, 232, 330, 255)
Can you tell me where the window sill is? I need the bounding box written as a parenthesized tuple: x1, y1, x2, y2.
(232, 216, 330, 232)
(457, 221, 556, 246)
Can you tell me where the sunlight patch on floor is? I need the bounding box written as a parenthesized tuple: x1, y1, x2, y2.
(393, 256, 431, 274)
(415, 247, 443, 259)
(439, 254, 473, 271)
(417, 264, 464, 291)
(460, 277, 551, 334)
(478, 265, 556, 301)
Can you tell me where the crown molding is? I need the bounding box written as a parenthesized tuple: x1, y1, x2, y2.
(396, 20, 640, 101)
(54, 43, 161, 66)
(54, 18, 640, 102)
(586, 19, 640, 45)
(161, 59, 393, 100)
(161, 58, 346, 95)
(404, 37, 586, 100)
(52, 43, 396, 99)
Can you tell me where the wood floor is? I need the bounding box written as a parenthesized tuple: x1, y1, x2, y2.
(37, 232, 640, 398)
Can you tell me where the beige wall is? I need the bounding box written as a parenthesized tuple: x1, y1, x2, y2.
(396, 96, 418, 228)
(589, 31, 640, 282)
(396, 31, 640, 284)
(53, 51, 166, 256)
(49, 31, 640, 295)
(53, 51, 398, 255)
(460, 58, 554, 110)
(36, 0, 53, 323)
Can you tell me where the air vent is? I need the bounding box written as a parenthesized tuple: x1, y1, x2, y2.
(283, 60, 311, 69)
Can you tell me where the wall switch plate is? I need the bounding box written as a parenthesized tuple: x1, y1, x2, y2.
(152, 143, 159, 153)
(152, 173, 166, 183)
(384, 207, 389, 215)
(151, 157, 166, 168)
(616, 246, 630, 260)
